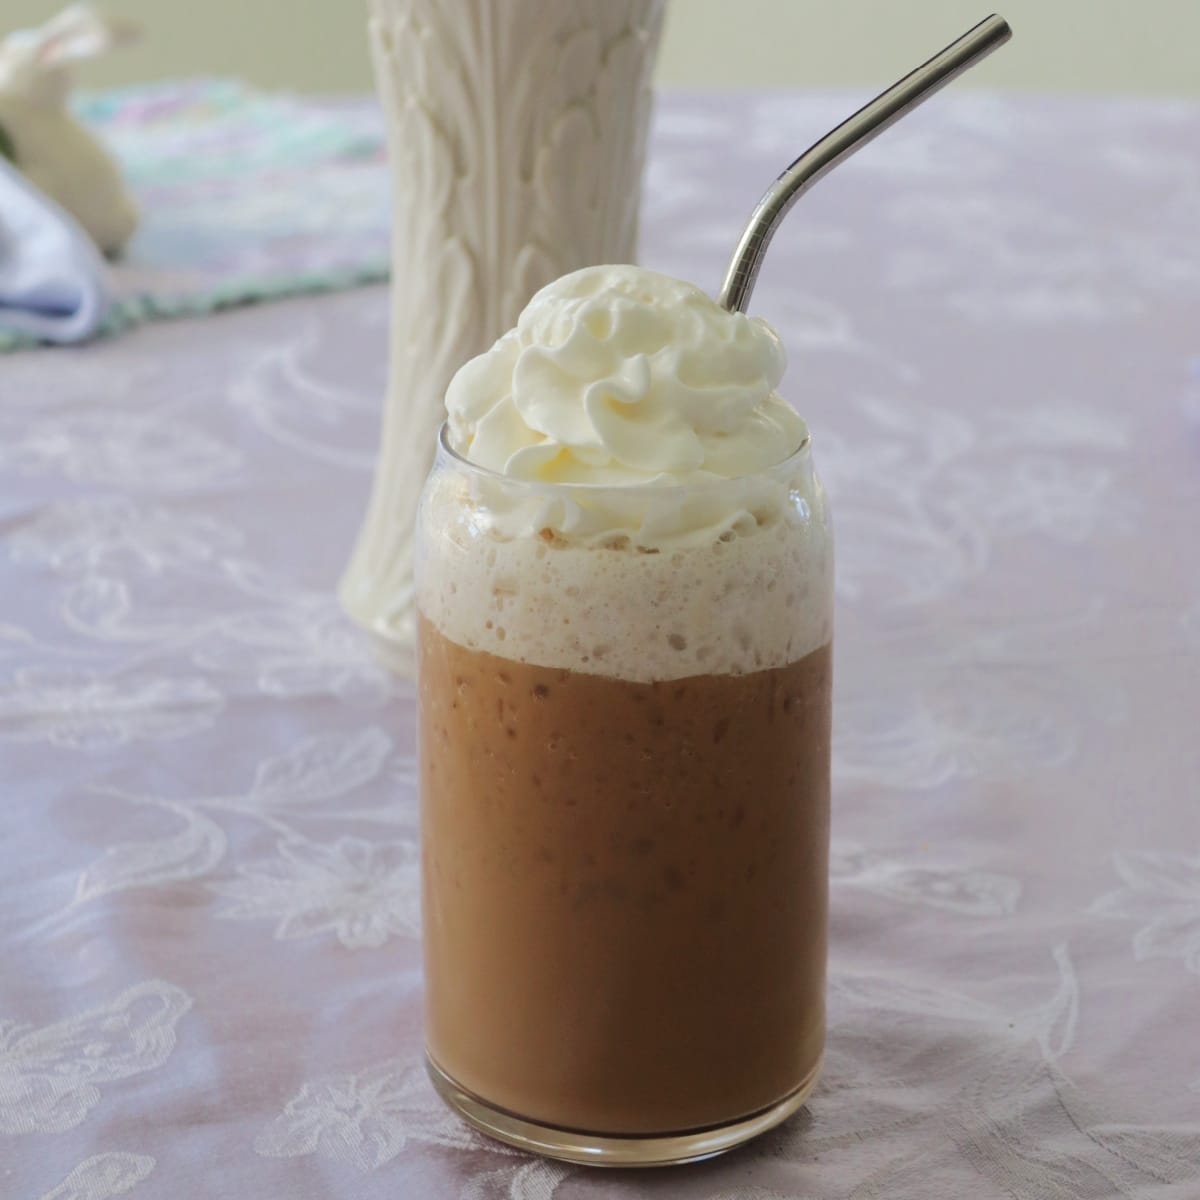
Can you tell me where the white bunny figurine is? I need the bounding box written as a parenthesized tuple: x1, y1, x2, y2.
(0, 5, 140, 255)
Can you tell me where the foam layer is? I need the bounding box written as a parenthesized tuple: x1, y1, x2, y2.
(417, 455, 833, 682)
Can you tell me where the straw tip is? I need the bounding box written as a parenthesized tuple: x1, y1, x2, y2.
(984, 13, 1014, 41)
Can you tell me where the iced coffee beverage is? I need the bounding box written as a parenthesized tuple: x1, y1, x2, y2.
(416, 266, 833, 1165)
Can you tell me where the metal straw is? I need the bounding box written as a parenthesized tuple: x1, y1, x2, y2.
(718, 14, 1012, 313)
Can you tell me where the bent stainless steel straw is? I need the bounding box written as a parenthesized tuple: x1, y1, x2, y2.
(718, 14, 1013, 314)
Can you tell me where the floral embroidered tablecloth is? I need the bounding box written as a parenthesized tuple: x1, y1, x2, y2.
(2, 91, 1199, 1200)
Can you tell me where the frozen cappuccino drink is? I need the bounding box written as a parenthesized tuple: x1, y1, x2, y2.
(416, 265, 832, 1165)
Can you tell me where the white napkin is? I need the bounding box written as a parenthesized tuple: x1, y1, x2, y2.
(0, 156, 111, 343)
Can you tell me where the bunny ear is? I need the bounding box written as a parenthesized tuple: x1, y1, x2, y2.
(34, 4, 140, 67)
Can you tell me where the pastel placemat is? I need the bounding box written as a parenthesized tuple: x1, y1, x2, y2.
(1, 79, 390, 351)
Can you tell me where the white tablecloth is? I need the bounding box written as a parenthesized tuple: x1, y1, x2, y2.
(2, 92, 1199, 1200)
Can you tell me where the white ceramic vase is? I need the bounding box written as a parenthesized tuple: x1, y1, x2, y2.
(340, 0, 666, 672)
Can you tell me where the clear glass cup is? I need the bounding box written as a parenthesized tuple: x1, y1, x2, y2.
(415, 425, 833, 1166)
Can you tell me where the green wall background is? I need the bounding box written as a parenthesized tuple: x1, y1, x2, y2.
(3, 0, 1196, 96)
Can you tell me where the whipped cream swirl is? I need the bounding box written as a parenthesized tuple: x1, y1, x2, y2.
(446, 265, 806, 486)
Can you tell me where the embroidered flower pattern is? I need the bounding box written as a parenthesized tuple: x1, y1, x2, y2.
(0, 668, 223, 750)
(255, 1058, 480, 1171)
(8, 497, 242, 575)
(1091, 851, 1200, 974)
(39, 1153, 156, 1200)
(0, 981, 191, 1135)
(212, 837, 419, 949)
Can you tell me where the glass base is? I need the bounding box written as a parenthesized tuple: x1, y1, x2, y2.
(425, 1052, 821, 1167)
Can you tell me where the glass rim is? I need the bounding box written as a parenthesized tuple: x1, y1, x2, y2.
(435, 422, 813, 497)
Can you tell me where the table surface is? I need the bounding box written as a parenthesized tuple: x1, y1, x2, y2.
(2, 91, 1199, 1200)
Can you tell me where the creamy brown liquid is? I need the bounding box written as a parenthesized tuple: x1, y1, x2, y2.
(418, 615, 831, 1135)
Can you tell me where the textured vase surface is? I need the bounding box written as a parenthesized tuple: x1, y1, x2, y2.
(340, 0, 666, 671)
